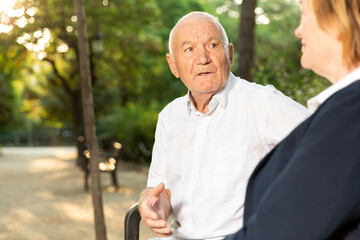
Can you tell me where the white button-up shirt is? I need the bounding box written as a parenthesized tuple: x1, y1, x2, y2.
(147, 73, 309, 239)
(307, 67, 360, 113)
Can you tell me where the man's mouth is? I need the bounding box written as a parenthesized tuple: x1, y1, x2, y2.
(197, 72, 212, 76)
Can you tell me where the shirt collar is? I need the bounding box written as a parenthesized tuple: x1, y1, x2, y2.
(307, 67, 360, 113)
(186, 72, 232, 116)
(212, 72, 233, 109)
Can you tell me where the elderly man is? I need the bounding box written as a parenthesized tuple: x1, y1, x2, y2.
(139, 11, 309, 240)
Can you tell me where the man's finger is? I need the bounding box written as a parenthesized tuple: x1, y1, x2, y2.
(152, 226, 172, 236)
(145, 218, 167, 228)
(150, 182, 165, 197)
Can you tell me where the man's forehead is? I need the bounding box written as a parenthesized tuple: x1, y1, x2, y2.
(179, 36, 220, 47)
(178, 17, 216, 30)
(174, 20, 220, 44)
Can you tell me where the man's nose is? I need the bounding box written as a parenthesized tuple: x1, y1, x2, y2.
(196, 47, 211, 65)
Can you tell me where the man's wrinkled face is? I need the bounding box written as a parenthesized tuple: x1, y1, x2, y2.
(167, 18, 233, 100)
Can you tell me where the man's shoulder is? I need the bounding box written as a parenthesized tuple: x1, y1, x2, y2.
(159, 94, 188, 118)
(229, 74, 308, 116)
(230, 74, 286, 99)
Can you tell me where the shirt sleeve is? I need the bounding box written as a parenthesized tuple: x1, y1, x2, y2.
(147, 113, 169, 188)
(260, 86, 310, 151)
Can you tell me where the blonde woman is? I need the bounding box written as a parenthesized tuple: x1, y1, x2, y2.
(226, 0, 360, 239)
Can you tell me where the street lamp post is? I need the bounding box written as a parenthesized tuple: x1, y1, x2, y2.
(91, 31, 104, 54)
(90, 30, 103, 84)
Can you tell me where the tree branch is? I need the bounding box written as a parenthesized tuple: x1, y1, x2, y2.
(42, 57, 73, 95)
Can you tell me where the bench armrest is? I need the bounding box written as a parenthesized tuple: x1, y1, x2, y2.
(124, 203, 141, 240)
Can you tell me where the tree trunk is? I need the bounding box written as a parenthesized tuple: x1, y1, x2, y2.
(71, 89, 85, 158)
(237, 0, 257, 82)
(73, 0, 107, 239)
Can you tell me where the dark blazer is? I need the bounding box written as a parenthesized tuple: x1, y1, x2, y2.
(226, 80, 360, 240)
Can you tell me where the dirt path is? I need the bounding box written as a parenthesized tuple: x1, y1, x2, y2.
(0, 147, 155, 240)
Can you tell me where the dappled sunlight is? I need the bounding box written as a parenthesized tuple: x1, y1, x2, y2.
(52, 148, 77, 159)
(54, 202, 93, 222)
(103, 199, 137, 218)
(103, 185, 134, 196)
(104, 185, 119, 193)
(255, 8, 270, 25)
(0, 0, 21, 33)
(0, 147, 150, 239)
(0, 0, 38, 34)
(99, 157, 116, 171)
(12, 208, 38, 222)
(0, 0, 53, 59)
(44, 170, 73, 181)
(2, 147, 77, 159)
(2, 208, 58, 240)
(34, 191, 56, 200)
(115, 186, 134, 196)
(28, 158, 70, 172)
(16, 27, 52, 60)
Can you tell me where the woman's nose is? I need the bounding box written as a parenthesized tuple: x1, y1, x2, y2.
(294, 24, 302, 38)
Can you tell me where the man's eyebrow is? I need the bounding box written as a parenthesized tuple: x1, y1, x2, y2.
(180, 37, 221, 48)
(207, 37, 221, 42)
(180, 41, 192, 48)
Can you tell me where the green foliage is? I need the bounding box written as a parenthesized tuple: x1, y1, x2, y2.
(1, 0, 333, 161)
(136, 0, 204, 103)
(0, 78, 18, 130)
(0, 35, 28, 131)
(254, 0, 330, 105)
(98, 101, 163, 162)
(93, 0, 205, 161)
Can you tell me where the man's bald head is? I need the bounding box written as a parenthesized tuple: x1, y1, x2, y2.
(168, 12, 230, 59)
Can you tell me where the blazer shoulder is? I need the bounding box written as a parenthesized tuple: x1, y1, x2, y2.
(317, 80, 360, 116)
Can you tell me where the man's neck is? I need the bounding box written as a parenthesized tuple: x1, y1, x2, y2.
(190, 92, 213, 114)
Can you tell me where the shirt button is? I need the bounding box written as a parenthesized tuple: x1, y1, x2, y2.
(197, 145, 200, 150)
(193, 174, 197, 179)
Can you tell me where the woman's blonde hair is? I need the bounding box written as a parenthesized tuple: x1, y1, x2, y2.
(310, 0, 360, 66)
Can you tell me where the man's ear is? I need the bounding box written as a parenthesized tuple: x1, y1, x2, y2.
(228, 43, 234, 65)
(166, 54, 180, 78)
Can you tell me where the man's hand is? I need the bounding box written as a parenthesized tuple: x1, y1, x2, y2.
(139, 182, 172, 237)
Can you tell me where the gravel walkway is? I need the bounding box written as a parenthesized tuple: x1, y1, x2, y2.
(0, 147, 155, 240)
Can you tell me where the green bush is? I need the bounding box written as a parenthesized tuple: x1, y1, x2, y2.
(98, 101, 164, 163)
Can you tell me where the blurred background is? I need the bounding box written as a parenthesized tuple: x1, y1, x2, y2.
(0, 0, 332, 239)
(0, 0, 329, 164)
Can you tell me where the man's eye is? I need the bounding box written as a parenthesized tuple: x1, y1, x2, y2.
(209, 43, 218, 48)
(185, 47, 192, 52)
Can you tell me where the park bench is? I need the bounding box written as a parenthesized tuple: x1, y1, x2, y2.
(77, 139, 122, 191)
(125, 203, 141, 240)
(124, 203, 181, 240)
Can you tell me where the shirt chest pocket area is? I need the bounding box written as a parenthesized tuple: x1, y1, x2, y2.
(202, 146, 248, 198)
